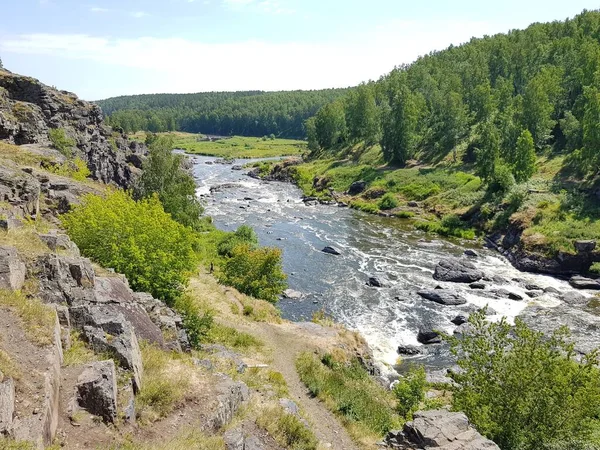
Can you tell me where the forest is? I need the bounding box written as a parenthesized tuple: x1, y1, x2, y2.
(96, 89, 347, 138)
(307, 9, 600, 182)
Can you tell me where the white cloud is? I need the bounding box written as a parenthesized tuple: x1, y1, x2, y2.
(222, 0, 293, 14)
(0, 19, 495, 97)
(130, 11, 149, 18)
(90, 7, 111, 13)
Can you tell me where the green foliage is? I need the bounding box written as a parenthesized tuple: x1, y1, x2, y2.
(475, 121, 500, 182)
(62, 190, 198, 303)
(257, 406, 318, 450)
(314, 101, 347, 149)
(392, 366, 426, 418)
(135, 136, 204, 230)
(173, 295, 213, 349)
(512, 129, 536, 182)
(99, 89, 348, 138)
(217, 225, 258, 257)
(47, 157, 91, 181)
(378, 193, 399, 210)
(415, 216, 476, 240)
(48, 128, 75, 157)
(346, 83, 379, 145)
(219, 244, 287, 303)
(296, 352, 397, 437)
(582, 86, 600, 173)
(488, 163, 515, 194)
(446, 310, 600, 450)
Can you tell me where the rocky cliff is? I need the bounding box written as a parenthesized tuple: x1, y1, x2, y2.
(0, 69, 146, 188)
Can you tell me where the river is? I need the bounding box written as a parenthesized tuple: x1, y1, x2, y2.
(192, 155, 587, 373)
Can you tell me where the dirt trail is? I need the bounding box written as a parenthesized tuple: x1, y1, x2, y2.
(222, 289, 360, 450)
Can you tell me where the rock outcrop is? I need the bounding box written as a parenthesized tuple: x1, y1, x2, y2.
(385, 410, 500, 449)
(0, 69, 146, 188)
(76, 360, 118, 423)
(0, 246, 26, 290)
(433, 259, 484, 283)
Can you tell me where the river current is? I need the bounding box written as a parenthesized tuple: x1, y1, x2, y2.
(192, 155, 580, 372)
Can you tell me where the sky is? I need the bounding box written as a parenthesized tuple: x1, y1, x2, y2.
(0, 1, 598, 100)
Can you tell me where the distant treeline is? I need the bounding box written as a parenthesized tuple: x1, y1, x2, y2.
(96, 89, 348, 138)
(307, 9, 600, 181)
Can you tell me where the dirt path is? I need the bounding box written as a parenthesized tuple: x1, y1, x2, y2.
(222, 289, 360, 450)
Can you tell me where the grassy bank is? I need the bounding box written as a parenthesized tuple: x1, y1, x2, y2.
(265, 143, 600, 259)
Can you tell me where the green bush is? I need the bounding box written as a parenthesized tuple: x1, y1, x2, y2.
(62, 190, 198, 303)
(378, 193, 399, 210)
(488, 163, 515, 194)
(446, 310, 600, 450)
(173, 295, 213, 349)
(393, 366, 426, 418)
(48, 128, 75, 157)
(219, 244, 287, 303)
(296, 352, 397, 437)
(349, 200, 379, 214)
(217, 225, 258, 257)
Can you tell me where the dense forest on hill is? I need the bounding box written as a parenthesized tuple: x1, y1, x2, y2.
(96, 89, 348, 138)
(307, 9, 600, 180)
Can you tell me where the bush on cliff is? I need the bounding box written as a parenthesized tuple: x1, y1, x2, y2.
(48, 128, 75, 157)
(446, 310, 600, 450)
(62, 190, 198, 303)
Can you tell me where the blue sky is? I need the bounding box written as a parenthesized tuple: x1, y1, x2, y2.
(0, 0, 598, 100)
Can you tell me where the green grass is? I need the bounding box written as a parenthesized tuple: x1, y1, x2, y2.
(256, 405, 318, 450)
(63, 331, 98, 366)
(166, 132, 306, 158)
(0, 290, 56, 346)
(207, 323, 263, 350)
(112, 429, 224, 450)
(295, 352, 399, 441)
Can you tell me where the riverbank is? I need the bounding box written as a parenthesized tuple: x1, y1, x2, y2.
(249, 149, 600, 279)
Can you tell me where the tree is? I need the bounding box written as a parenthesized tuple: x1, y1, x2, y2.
(380, 81, 420, 165)
(0, 56, 3, 69)
(522, 67, 562, 148)
(582, 86, 600, 171)
(475, 121, 500, 181)
(314, 101, 347, 149)
(135, 136, 204, 230)
(345, 83, 379, 145)
(304, 116, 320, 154)
(446, 310, 600, 450)
(62, 190, 198, 303)
(512, 129, 536, 182)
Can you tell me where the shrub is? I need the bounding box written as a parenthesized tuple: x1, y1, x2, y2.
(488, 163, 515, 194)
(47, 157, 91, 181)
(349, 200, 379, 214)
(62, 190, 198, 303)
(219, 244, 287, 303)
(135, 136, 204, 230)
(393, 366, 426, 418)
(217, 225, 258, 257)
(445, 310, 600, 450)
(378, 193, 399, 210)
(48, 128, 75, 157)
(257, 405, 318, 450)
(173, 295, 213, 349)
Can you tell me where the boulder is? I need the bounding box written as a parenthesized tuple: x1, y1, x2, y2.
(544, 286, 560, 295)
(37, 254, 95, 305)
(407, 201, 419, 207)
(469, 282, 486, 290)
(464, 249, 478, 257)
(206, 375, 249, 431)
(223, 428, 244, 450)
(417, 290, 467, 306)
(348, 180, 367, 195)
(367, 277, 384, 288)
(433, 259, 484, 283)
(0, 246, 25, 291)
(417, 327, 441, 345)
(525, 283, 542, 291)
(0, 218, 23, 231)
(283, 289, 303, 299)
(397, 345, 422, 356)
(495, 288, 523, 300)
(560, 290, 588, 305)
(385, 410, 500, 449)
(38, 232, 80, 256)
(322, 246, 341, 256)
(451, 315, 468, 326)
(569, 275, 600, 290)
(574, 240, 597, 253)
(76, 360, 117, 423)
(454, 323, 475, 337)
(0, 376, 15, 435)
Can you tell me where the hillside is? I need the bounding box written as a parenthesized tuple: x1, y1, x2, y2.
(96, 88, 348, 138)
(278, 9, 600, 277)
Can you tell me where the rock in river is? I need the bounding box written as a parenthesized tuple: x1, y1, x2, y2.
(417, 290, 467, 306)
(397, 345, 422, 356)
(322, 246, 341, 256)
(367, 277, 383, 288)
(433, 258, 484, 283)
(569, 275, 600, 290)
(417, 326, 441, 345)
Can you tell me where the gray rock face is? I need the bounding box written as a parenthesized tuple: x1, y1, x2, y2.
(569, 275, 600, 290)
(494, 288, 523, 300)
(0, 246, 25, 291)
(418, 290, 467, 306)
(223, 428, 244, 450)
(385, 410, 500, 449)
(76, 360, 118, 423)
(37, 254, 95, 305)
(0, 167, 40, 217)
(433, 259, 484, 283)
(560, 290, 588, 305)
(0, 376, 15, 435)
(70, 305, 143, 391)
(206, 375, 249, 431)
(0, 70, 146, 188)
(464, 249, 478, 257)
(38, 232, 80, 256)
(417, 326, 441, 345)
(575, 240, 597, 253)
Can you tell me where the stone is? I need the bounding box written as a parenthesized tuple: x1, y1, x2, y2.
(0, 218, 23, 231)
(283, 289, 303, 299)
(385, 410, 500, 449)
(206, 375, 249, 431)
(544, 286, 560, 294)
(454, 323, 475, 337)
(279, 398, 300, 416)
(407, 201, 419, 207)
(417, 290, 467, 306)
(38, 232, 80, 256)
(560, 290, 588, 305)
(569, 275, 600, 290)
(367, 277, 384, 288)
(417, 327, 441, 345)
(464, 249, 478, 257)
(0, 376, 15, 435)
(469, 282, 486, 290)
(574, 240, 597, 253)
(0, 246, 25, 291)
(37, 254, 95, 305)
(433, 259, 484, 283)
(525, 283, 542, 291)
(451, 315, 468, 326)
(76, 360, 118, 423)
(348, 180, 367, 195)
(397, 345, 421, 356)
(322, 246, 341, 256)
(526, 290, 542, 298)
(223, 428, 244, 450)
(495, 288, 523, 300)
